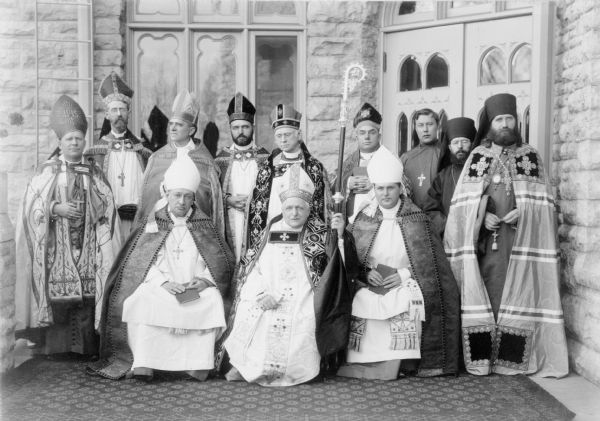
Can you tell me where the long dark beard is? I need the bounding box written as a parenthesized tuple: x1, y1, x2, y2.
(451, 150, 469, 165)
(233, 132, 253, 147)
(489, 126, 518, 147)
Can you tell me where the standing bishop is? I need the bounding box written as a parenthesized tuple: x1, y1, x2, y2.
(135, 90, 224, 236)
(89, 154, 234, 380)
(338, 146, 460, 379)
(245, 104, 332, 260)
(215, 93, 269, 262)
(16, 95, 116, 356)
(444, 93, 568, 377)
(86, 71, 152, 241)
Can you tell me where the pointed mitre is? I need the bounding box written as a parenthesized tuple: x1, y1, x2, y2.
(367, 145, 404, 184)
(270, 103, 302, 130)
(170, 90, 199, 126)
(50, 95, 88, 140)
(98, 71, 133, 107)
(227, 92, 256, 123)
(277, 163, 315, 204)
(163, 154, 201, 193)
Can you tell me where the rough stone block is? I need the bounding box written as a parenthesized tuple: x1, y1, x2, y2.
(558, 225, 600, 252)
(93, 0, 123, 18)
(306, 56, 344, 78)
(309, 37, 356, 56)
(93, 50, 123, 67)
(558, 171, 600, 200)
(570, 251, 600, 291)
(563, 290, 600, 352)
(307, 21, 362, 38)
(94, 34, 123, 51)
(306, 97, 341, 121)
(94, 17, 121, 35)
(568, 338, 600, 386)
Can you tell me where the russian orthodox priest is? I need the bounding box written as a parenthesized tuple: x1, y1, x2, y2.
(245, 104, 332, 262)
(337, 146, 460, 379)
(215, 93, 269, 262)
(85, 72, 152, 242)
(134, 90, 224, 237)
(222, 164, 357, 386)
(422, 117, 476, 237)
(400, 108, 442, 209)
(16, 95, 116, 356)
(89, 154, 234, 380)
(444, 93, 568, 377)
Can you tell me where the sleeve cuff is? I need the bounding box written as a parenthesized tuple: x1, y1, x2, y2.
(397, 267, 412, 282)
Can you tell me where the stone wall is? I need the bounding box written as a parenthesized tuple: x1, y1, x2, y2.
(553, 0, 600, 386)
(0, 172, 16, 373)
(306, 1, 382, 173)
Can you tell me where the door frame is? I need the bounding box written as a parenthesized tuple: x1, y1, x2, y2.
(379, 2, 556, 170)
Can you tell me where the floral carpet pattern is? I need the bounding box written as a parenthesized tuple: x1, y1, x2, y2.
(1, 357, 574, 421)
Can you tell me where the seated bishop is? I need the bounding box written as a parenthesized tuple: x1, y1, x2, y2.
(222, 164, 357, 387)
(337, 146, 461, 380)
(88, 154, 235, 381)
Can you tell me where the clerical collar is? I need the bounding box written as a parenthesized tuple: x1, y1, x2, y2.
(111, 130, 126, 139)
(268, 220, 302, 243)
(168, 208, 192, 226)
(281, 150, 302, 161)
(174, 139, 195, 150)
(379, 201, 401, 219)
(60, 155, 84, 165)
(359, 150, 376, 161)
(232, 142, 255, 152)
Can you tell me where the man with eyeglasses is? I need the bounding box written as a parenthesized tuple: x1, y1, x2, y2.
(400, 108, 442, 209)
(244, 104, 332, 262)
(338, 103, 383, 222)
(86, 71, 152, 242)
(422, 117, 476, 237)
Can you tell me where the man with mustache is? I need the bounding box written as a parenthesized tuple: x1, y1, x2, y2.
(444, 93, 568, 377)
(86, 72, 152, 242)
(215, 93, 269, 262)
(422, 117, 476, 237)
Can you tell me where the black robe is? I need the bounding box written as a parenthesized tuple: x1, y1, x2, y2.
(350, 197, 460, 376)
(422, 163, 464, 237)
(87, 205, 234, 379)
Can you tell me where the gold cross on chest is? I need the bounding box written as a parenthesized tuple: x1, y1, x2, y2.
(417, 173, 426, 187)
(118, 171, 125, 187)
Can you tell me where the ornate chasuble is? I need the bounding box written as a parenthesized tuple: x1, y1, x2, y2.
(135, 140, 224, 237)
(15, 156, 116, 331)
(401, 142, 442, 209)
(89, 206, 234, 379)
(350, 198, 460, 376)
(444, 143, 568, 377)
(215, 145, 270, 261)
(245, 143, 332, 260)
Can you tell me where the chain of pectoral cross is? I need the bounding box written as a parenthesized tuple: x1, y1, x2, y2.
(114, 142, 127, 187)
(171, 229, 188, 259)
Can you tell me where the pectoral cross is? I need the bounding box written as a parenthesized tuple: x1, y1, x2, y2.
(417, 173, 426, 187)
(118, 171, 125, 187)
(173, 246, 184, 259)
(492, 231, 499, 251)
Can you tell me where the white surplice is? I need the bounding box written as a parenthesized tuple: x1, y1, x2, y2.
(122, 210, 226, 371)
(225, 220, 320, 387)
(228, 144, 259, 260)
(346, 202, 425, 363)
(348, 151, 375, 224)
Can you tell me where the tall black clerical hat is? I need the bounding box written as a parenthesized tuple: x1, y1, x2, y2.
(353, 102, 382, 129)
(473, 93, 518, 147)
(227, 92, 255, 123)
(446, 117, 476, 142)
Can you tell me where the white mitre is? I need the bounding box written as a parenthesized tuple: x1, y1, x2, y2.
(163, 154, 201, 193)
(367, 145, 404, 184)
(277, 163, 315, 205)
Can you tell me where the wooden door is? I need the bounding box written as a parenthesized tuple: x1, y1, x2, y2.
(382, 24, 464, 155)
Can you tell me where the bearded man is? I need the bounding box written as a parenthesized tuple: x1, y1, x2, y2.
(86, 72, 152, 241)
(215, 93, 269, 262)
(422, 117, 476, 237)
(445, 93, 568, 377)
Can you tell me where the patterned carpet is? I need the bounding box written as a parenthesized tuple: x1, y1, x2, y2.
(1, 357, 574, 421)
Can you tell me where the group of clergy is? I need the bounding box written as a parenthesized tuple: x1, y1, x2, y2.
(15, 70, 568, 387)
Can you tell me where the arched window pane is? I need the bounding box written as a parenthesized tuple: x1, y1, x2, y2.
(438, 109, 447, 140)
(511, 44, 532, 82)
(255, 1, 296, 16)
(480, 47, 506, 85)
(398, 1, 434, 15)
(523, 106, 530, 143)
(399, 113, 408, 155)
(426, 54, 448, 89)
(193, 0, 239, 16)
(137, 0, 180, 15)
(400, 57, 422, 91)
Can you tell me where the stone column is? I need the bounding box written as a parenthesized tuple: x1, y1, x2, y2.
(0, 172, 16, 373)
